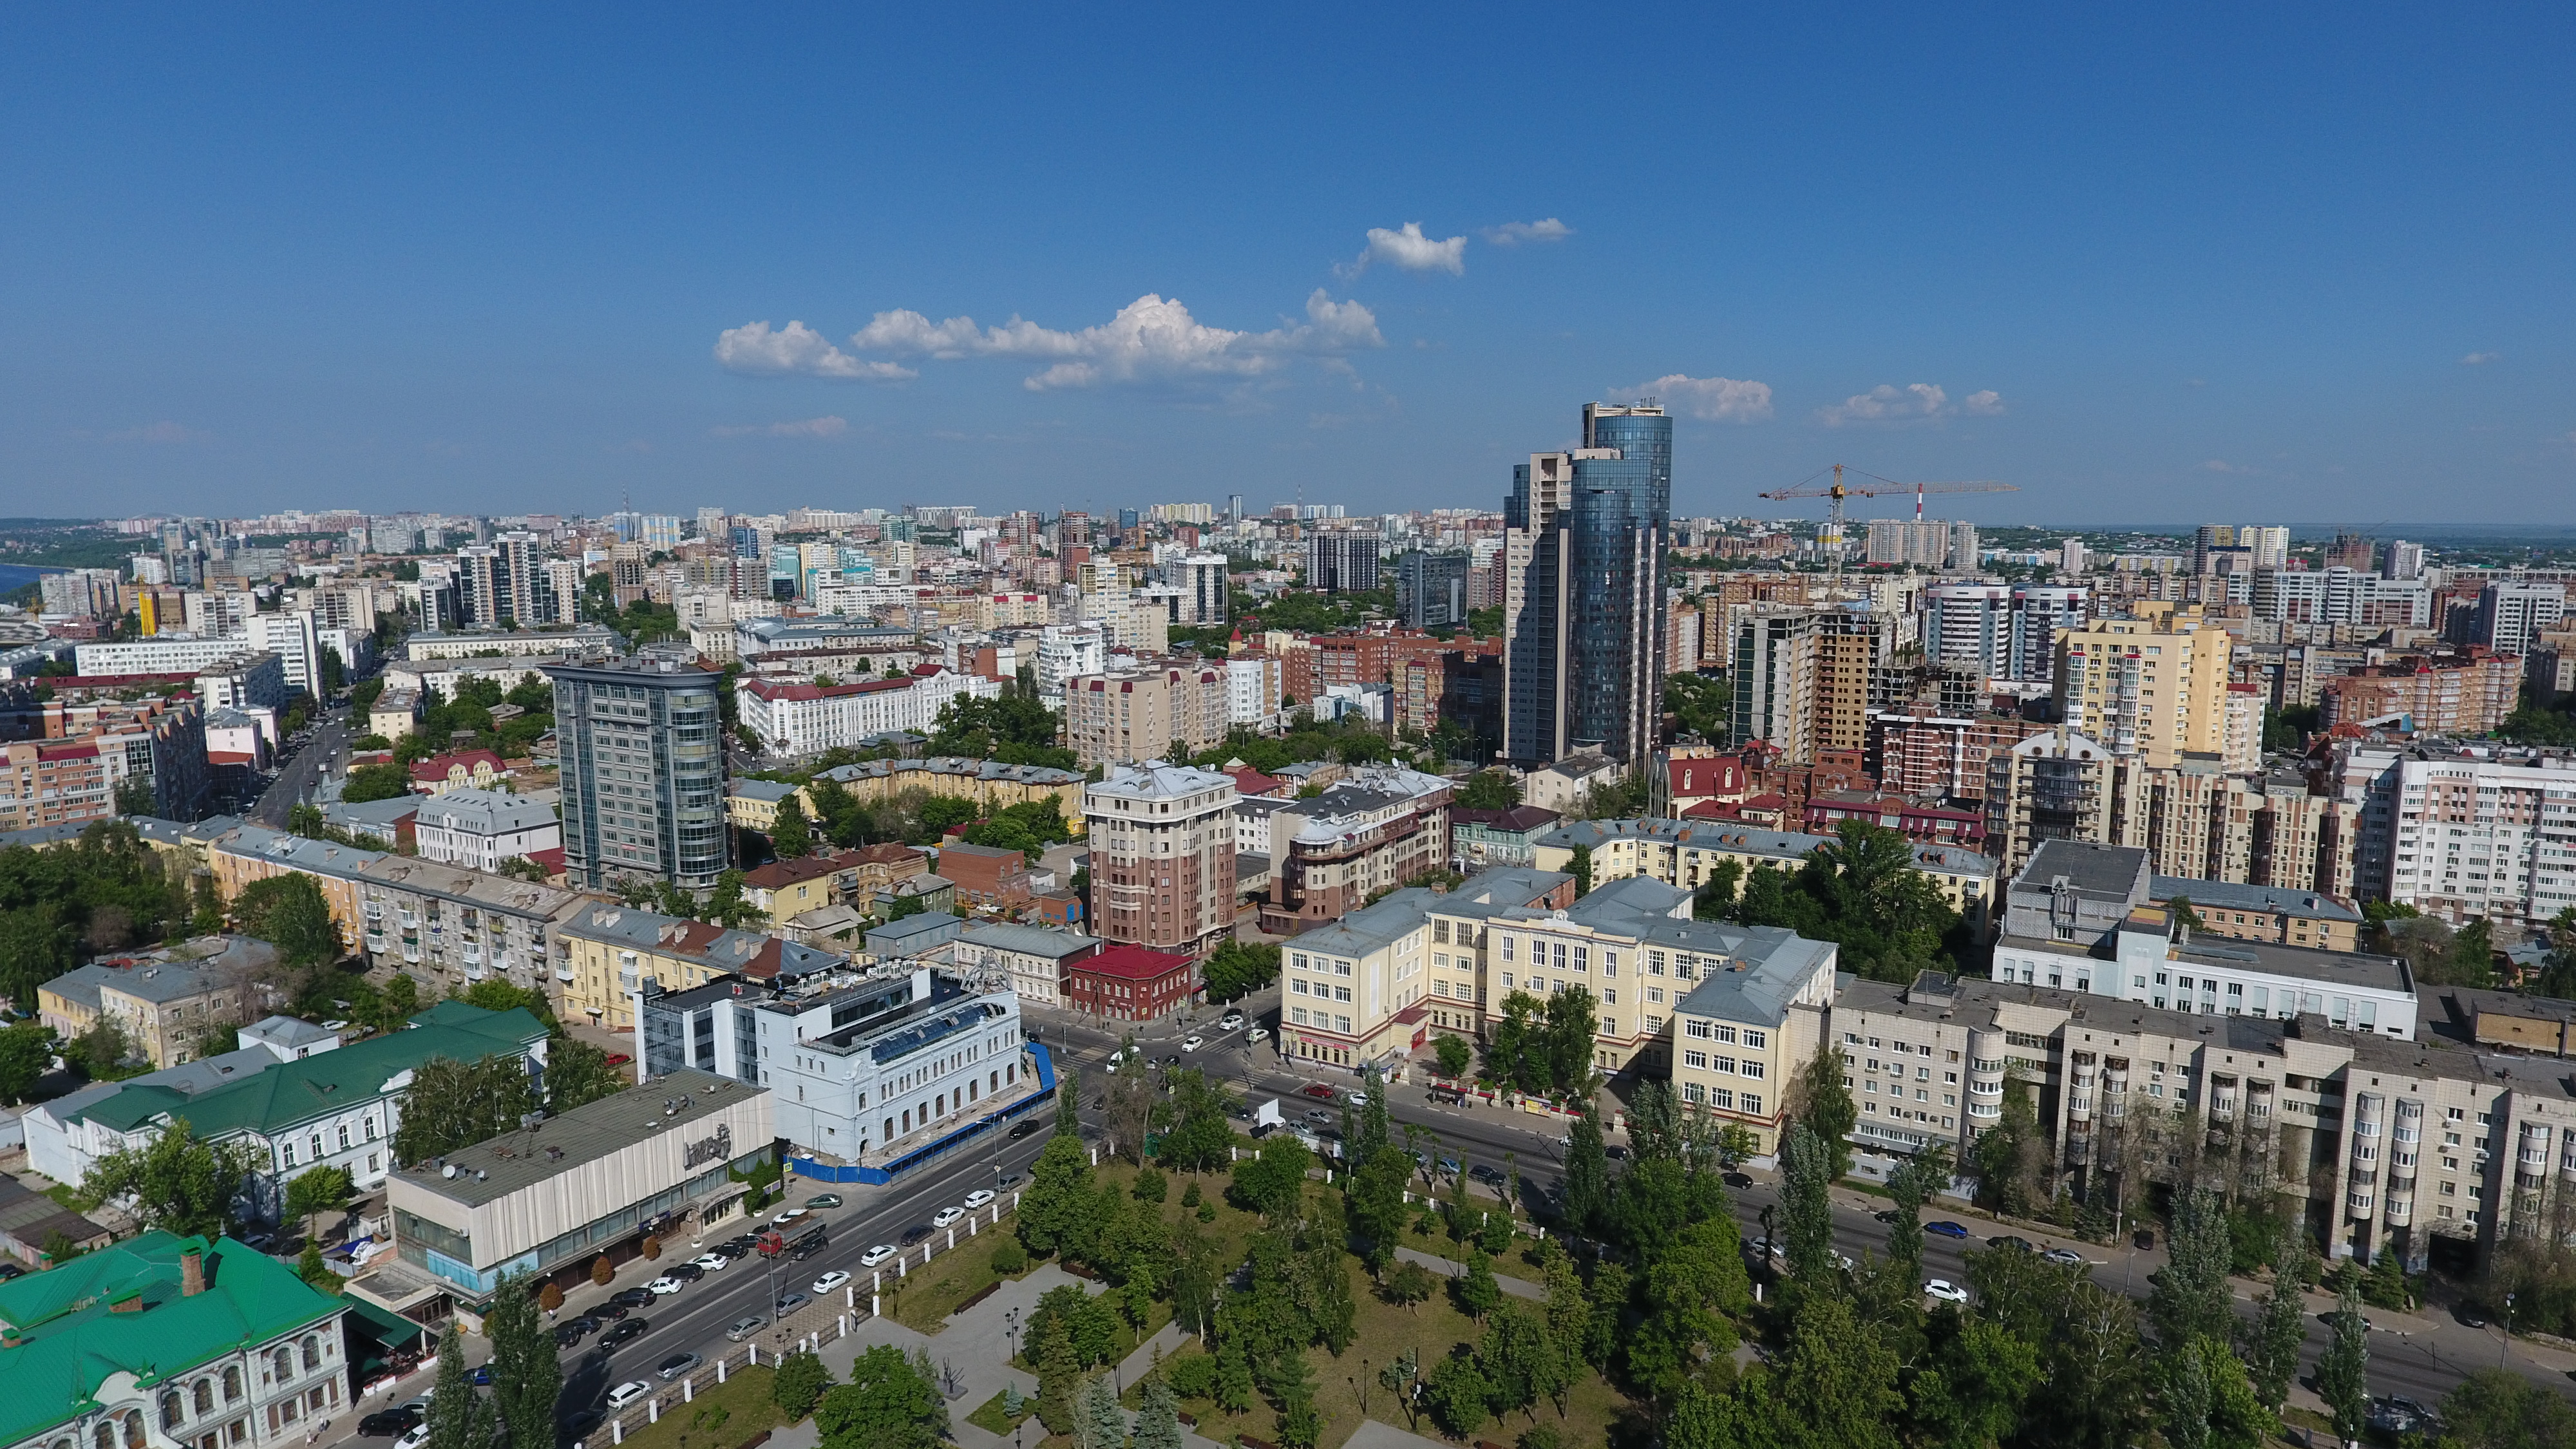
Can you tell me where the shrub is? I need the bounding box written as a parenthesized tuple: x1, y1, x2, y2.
(1133, 1166, 1168, 1203)
(772, 1350, 834, 1421)
(1196, 1200, 1217, 1222)
(538, 1282, 564, 1313)
(641, 1235, 661, 1260)
(1180, 1180, 1202, 1208)
(992, 1238, 1028, 1274)
(590, 1256, 614, 1286)
(1165, 1353, 1219, 1401)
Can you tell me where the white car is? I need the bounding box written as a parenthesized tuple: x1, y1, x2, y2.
(690, 1253, 728, 1272)
(962, 1189, 996, 1209)
(931, 1206, 965, 1229)
(772, 1207, 810, 1226)
(811, 1270, 853, 1294)
(1218, 1012, 1245, 1031)
(1924, 1278, 1969, 1304)
(646, 1276, 685, 1295)
(1347, 1090, 1368, 1107)
(605, 1382, 653, 1412)
(1180, 1035, 1204, 1052)
(393, 1425, 432, 1449)
(859, 1244, 896, 1268)
(1247, 1027, 1269, 1042)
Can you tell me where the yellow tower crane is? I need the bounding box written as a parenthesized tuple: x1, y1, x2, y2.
(1757, 464, 2020, 592)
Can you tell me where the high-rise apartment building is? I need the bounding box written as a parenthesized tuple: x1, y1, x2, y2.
(2333, 741, 2576, 928)
(1502, 402, 1671, 766)
(1063, 661, 1228, 767)
(1728, 604, 1897, 763)
(1084, 762, 1238, 958)
(1396, 550, 1470, 630)
(2049, 613, 2233, 768)
(2253, 567, 2432, 629)
(1984, 728, 2121, 873)
(1173, 553, 1229, 625)
(1305, 528, 1382, 593)
(2474, 580, 2567, 656)
(547, 649, 730, 891)
(2383, 540, 2426, 580)
(1921, 583, 2087, 683)
(1862, 518, 1975, 569)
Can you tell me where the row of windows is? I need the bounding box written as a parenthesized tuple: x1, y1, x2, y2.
(1678, 1050, 1766, 1079)
(1678, 1083, 1763, 1113)
(1683, 1020, 1767, 1048)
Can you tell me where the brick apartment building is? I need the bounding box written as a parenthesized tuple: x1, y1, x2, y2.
(2318, 652, 2523, 735)
(0, 739, 113, 833)
(936, 840, 1034, 910)
(1064, 661, 1227, 768)
(1064, 942, 1199, 1022)
(1258, 765, 1454, 934)
(1083, 762, 1237, 957)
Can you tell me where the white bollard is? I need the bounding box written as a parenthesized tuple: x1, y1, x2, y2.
(846, 1285, 855, 1309)
(838, 1313, 848, 1335)
(872, 1294, 880, 1316)
(898, 1255, 907, 1278)
(611, 1419, 622, 1444)
(873, 1271, 882, 1293)
(682, 1379, 693, 1404)
(647, 1400, 659, 1425)
(717, 1359, 726, 1385)
(967, 1215, 976, 1236)
(1090, 1147, 1098, 1166)
(1013, 1191, 1021, 1210)
(948, 1228, 956, 1250)
(748, 1344, 758, 1367)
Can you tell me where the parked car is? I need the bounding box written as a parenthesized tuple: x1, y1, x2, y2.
(592, 1302, 630, 1321)
(646, 1276, 685, 1296)
(601, 1320, 649, 1349)
(1009, 1119, 1046, 1138)
(813, 1270, 853, 1294)
(860, 1245, 896, 1267)
(393, 1425, 433, 1449)
(963, 1189, 996, 1209)
(772, 1208, 810, 1226)
(668, 1262, 705, 1282)
(724, 1316, 768, 1342)
(2041, 1248, 2087, 1267)
(899, 1223, 934, 1245)
(605, 1382, 652, 1412)
(805, 1194, 843, 1209)
(690, 1253, 728, 1272)
(1924, 1220, 1971, 1239)
(1988, 1235, 2034, 1253)
(558, 1410, 603, 1446)
(1924, 1279, 1969, 1304)
(358, 1410, 419, 1437)
(656, 1353, 703, 1381)
(605, 1054, 632, 1067)
(554, 1319, 597, 1348)
(996, 1173, 1025, 1192)
(708, 1242, 748, 1260)
(931, 1206, 965, 1229)
(775, 1291, 810, 1312)
(469, 1365, 495, 1385)
(1468, 1164, 1504, 1187)
(611, 1288, 653, 1309)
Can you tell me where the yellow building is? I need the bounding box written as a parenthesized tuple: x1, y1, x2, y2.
(1532, 818, 2000, 939)
(725, 778, 814, 833)
(552, 901, 843, 1029)
(2050, 612, 2233, 768)
(808, 757, 1087, 835)
(204, 824, 380, 956)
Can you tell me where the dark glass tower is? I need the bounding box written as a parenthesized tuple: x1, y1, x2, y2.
(1501, 402, 1672, 766)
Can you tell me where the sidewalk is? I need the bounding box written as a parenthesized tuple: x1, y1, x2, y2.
(1395, 1246, 1546, 1303)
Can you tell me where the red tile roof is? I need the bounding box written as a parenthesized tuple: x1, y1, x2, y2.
(740, 676, 913, 703)
(410, 749, 506, 783)
(1070, 942, 1197, 981)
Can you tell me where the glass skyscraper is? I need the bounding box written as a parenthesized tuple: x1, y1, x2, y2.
(547, 648, 732, 891)
(1501, 401, 1672, 766)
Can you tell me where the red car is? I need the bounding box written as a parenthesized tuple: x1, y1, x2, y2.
(1300, 1084, 1337, 1101)
(607, 1054, 633, 1067)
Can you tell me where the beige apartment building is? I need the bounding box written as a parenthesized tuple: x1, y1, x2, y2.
(810, 755, 1087, 833)
(1083, 761, 1238, 958)
(1284, 867, 1574, 1074)
(1064, 661, 1227, 768)
(1259, 765, 1454, 934)
(1532, 817, 2001, 939)
(2049, 611, 2234, 768)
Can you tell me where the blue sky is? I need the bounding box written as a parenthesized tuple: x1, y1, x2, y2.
(6, 5, 2573, 526)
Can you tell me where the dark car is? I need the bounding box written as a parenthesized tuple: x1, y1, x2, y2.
(600, 1319, 649, 1349)
(1988, 1235, 2034, 1252)
(358, 1409, 422, 1437)
(554, 1318, 598, 1349)
(1468, 1164, 1505, 1187)
(1009, 1119, 1046, 1139)
(709, 1242, 750, 1260)
(900, 1223, 934, 1246)
(668, 1262, 705, 1282)
(611, 1288, 653, 1309)
(556, 1410, 603, 1447)
(591, 1302, 630, 1321)
(1721, 1171, 1754, 1190)
(1924, 1221, 1971, 1240)
(1873, 1209, 1900, 1225)
(469, 1365, 495, 1385)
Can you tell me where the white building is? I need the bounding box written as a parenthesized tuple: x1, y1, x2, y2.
(193, 652, 292, 715)
(410, 788, 563, 871)
(2476, 580, 2568, 656)
(735, 667, 1000, 755)
(951, 920, 1101, 1009)
(76, 635, 261, 677)
(1037, 622, 1110, 699)
(247, 611, 324, 697)
(2333, 741, 2576, 928)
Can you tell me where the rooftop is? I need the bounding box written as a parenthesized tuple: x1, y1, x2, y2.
(1450, 805, 1562, 833)
(1071, 942, 1197, 981)
(1087, 761, 1235, 802)
(2148, 875, 2362, 922)
(554, 904, 845, 981)
(410, 788, 558, 836)
(2001, 927, 2415, 996)
(958, 920, 1099, 959)
(0, 1231, 345, 1447)
(394, 1066, 757, 1209)
(2014, 840, 2152, 901)
(812, 755, 1081, 788)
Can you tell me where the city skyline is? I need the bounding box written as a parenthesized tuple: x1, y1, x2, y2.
(8, 9, 2576, 522)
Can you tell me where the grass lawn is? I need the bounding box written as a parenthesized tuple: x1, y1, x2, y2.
(891, 1220, 1039, 1331)
(966, 1388, 1034, 1436)
(1151, 1253, 1633, 1449)
(1389, 1212, 1546, 1283)
(611, 1367, 782, 1449)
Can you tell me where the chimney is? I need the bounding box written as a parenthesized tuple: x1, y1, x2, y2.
(181, 1245, 205, 1297)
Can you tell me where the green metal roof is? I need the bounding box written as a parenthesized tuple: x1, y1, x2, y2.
(64, 1003, 548, 1141)
(0, 1232, 343, 1446)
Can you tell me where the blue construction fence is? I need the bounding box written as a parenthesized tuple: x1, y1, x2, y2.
(788, 1040, 1057, 1186)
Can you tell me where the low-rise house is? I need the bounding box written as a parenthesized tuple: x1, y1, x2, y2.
(553, 904, 844, 1030)
(936, 840, 1034, 911)
(1520, 752, 1625, 815)
(724, 778, 811, 834)
(1065, 942, 1197, 1022)
(741, 856, 841, 931)
(0, 1231, 353, 1449)
(952, 921, 1100, 1007)
(37, 938, 275, 1070)
(407, 750, 507, 795)
(1449, 805, 1562, 869)
(409, 789, 562, 871)
(810, 755, 1087, 833)
(2147, 874, 2363, 952)
(354, 855, 582, 1001)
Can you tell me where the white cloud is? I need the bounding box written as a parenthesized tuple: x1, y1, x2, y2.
(1482, 218, 1572, 245)
(1815, 383, 2004, 426)
(840, 289, 1383, 392)
(1626, 374, 1773, 423)
(2461, 351, 2500, 365)
(712, 416, 849, 439)
(108, 421, 211, 444)
(2199, 459, 2254, 474)
(1341, 222, 1467, 277)
(714, 320, 916, 381)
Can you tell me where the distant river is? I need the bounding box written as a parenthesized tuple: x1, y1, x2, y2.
(0, 564, 62, 596)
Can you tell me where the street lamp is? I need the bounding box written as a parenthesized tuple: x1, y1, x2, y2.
(2502, 1292, 2514, 1368)
(1005, 1307, 1021, 1364)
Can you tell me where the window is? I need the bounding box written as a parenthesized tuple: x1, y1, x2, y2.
(1684, 1020, 1711, 1039)
(1740, 1094, 1762, 1114)
(1500, 936, 1515, 963)
(223, 1369, 242, 1403)
(1683, 1050, 1709, 1070)
(1742, 1061, 1766, 1081)
(162, 1393, 185, 1432)
(1716, 1025, 1738, 1044)
(1742, 1030, 1767, 1049)
(1709, 1088, 1735, 1109)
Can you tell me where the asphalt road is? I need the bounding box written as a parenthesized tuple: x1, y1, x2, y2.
(1023, 989, 2576, 1411)
(250, 708, 349, 827)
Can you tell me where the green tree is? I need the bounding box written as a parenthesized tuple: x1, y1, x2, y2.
(1424, 1351, 1493, 1437)
(1539, 985, 1598, 1097)
(1780, 1120, 1837, 1282)
(229, 872, 341, 970)
(1131, 1376, 1183, 1449)
(1625, 1217, 1750, 1400)
(1019, 1135, 1095, 1257)
(2151, 1188, 2234, 1347)
(770, 803, 814, 860)
(487, 1273, 562, 1449)
(1032, 1315, 1082, 1434)
(1345, 1146, 1412, 1272)
(1883, 1142, 1952, 1286)
(1229, 1133, 1311, 1223)
(1458, 770, 1521, 811)
(390, 1054, 538, 1164)
(1788, 1041, 1857, 1180)
(1908, 1314, 2040, 1449)
(283, 1163, 354, 1240)
(1155, 1068, 1237, 1173)
(1569, 843, 1593, 898)
(79, 1117, 264, 1240)
(1056, 1066, 1083, 1137)
(1773, 1292, 1903, 1449)
(0, 905, 76, 1015)
(2244, 1216, 2312, 1411)
(816, 1345, 947, 1449)
(2315, 1285, 2370, 1448)
(1433, 1032, 1472, 1078)
(1560, 1108, 1610, 1240)
(341, 761, 413, 803)
(0, 1019, 55, 1102)
(424, 1318, 497, 1449)
(2436, 1367, 2576, 1448)
(545, 1034, 627, 1112)
(1455, 1248, 1502, 1320)
(772, 1350, 835, 1420)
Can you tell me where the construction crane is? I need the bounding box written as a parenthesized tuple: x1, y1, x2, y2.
(1757, 464, 2020, 592)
